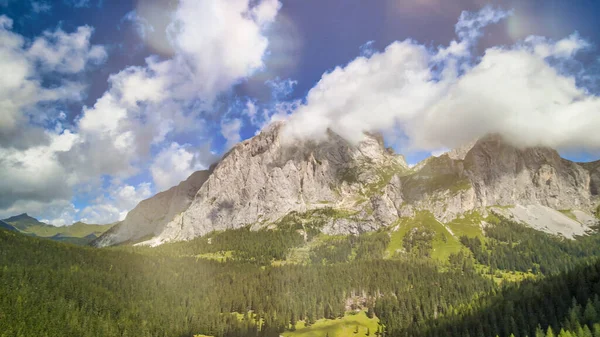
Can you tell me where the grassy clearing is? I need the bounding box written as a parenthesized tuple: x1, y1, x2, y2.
(446, 211, 485, 239)
(195, 251, 233, 262)
(475, 263, 537, 285)
(386, 211, 464, 262)
(283, 311, 379, 337)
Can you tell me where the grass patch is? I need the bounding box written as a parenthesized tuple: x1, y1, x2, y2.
(386, 211, 464, 262)
(446, 211, 485, 239)
(401, 173, 471, 197)
(283, 311, 379, 337)
(474, 263, 537, 285)
(195, 251, 233, 262)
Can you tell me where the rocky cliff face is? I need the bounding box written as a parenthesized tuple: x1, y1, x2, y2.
(94, 170, 210, 247)
(100, 123, 600, 246)
(384, 135, 598, 225)
(142, 122, 408, 245)
(463, 135, 593, 210)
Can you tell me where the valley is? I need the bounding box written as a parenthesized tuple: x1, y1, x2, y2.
(2, 207, 600, 337)
(2, 125, 600, 337)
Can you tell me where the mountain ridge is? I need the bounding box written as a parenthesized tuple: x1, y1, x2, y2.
(1, 214, 114, 244)
(92, 122, 600, 247)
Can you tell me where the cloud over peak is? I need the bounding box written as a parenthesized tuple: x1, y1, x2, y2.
(283, 6, 600, 153)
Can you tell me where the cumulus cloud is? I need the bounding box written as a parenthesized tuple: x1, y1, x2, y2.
(0, 0, 281, 224)
(283, 6, 600, 152)
(28, 25, 107, 73)
(0, 199, 77, 226)
(31, 1, 52, 13)
(0, 131, 78, 210)
(221, 118, 242, 149)
(163, 0, 281, 100)
(121, 10, 154, 40)
(150, 143, 215, 192)
(79, 182, 152, 224)
(0, 17, 94, 147)
(62, 0, 281, 187)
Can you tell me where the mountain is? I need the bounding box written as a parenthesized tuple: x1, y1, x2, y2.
(93, 170, 211, 247)
(95, 122, 600, 247)
(3, 213, 46, 231)
(1, 214, 114, 245)
(0, 219, 17, 231)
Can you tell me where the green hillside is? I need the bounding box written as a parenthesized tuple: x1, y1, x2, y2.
(2, 213, 45, 231)
(2, 214, 114, 244)
(0, 219, 16, 232)
(3, 210, 600, 337)
(0, 226, 492, 337)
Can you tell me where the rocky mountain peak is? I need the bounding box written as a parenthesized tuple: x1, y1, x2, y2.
(97, 125, 600, 247)
(462, 134, 592, 210)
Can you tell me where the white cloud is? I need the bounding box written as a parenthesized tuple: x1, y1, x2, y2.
(79, 182, 152, 224)
(162, 0, 281, 100)
(122, 10, 154, 40)
(0, 16, 99, 148)
(61, 0, 282, 182)
(221, 118, 242, 149)
(431, 148, 450, 157)
(64, 0, 90, 8)
(283, 6, 600, 152)
(28, 25, 107, 73)
(0, 131, 78, 209)
(0, 0, 281, 223)
(150, 143, 215, 192)
(31, 1, 51, 13)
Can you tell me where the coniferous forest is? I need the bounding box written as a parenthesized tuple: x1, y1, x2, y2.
(2, 214, 600, 337)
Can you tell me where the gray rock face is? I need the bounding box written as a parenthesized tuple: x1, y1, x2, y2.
(115, 124, 600, 246)
(93, 170, 210, 247)
(143, 122, 408, 245)
(463, 135, 593, 210)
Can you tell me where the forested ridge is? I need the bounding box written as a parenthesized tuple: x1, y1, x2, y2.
(1, 212, 600, 337)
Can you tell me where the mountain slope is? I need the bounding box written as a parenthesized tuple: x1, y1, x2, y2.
(143, 122, 409, 245)
(89, 123, 599, 247)
(0, 219, 17, 231)
(93, 170, 211, 247)
(2, 214, 114, 244)
(3, 213, 46, 231)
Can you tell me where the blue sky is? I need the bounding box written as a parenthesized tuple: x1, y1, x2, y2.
(1, 0, 600, 225)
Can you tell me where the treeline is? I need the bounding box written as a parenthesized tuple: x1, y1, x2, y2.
(0, 228, 493, 337)
(141, 226, 305, 264)
(309, 232, 390, 264)
(461, 216, 600, 275)
(393, 259, 600, 337)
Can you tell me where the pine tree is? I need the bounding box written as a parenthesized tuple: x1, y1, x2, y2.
(593, 323, 600, 337)
(536, 325, 546, 337)
(585, 302, 598, 326)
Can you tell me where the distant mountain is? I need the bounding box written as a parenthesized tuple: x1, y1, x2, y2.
(1, 214, 114, 245)
(0, 219, 17, 232)
(3, 213, 46, 231)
